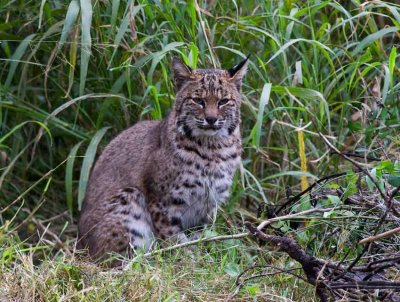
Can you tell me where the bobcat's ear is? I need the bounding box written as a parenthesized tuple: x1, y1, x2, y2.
(172, 57, 193, 91)
(227, 55, 250, 91)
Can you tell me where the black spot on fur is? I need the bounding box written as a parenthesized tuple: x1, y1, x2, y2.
(213, 171, 225, 179)
(182, 125, 193, 139)
(227, 123, 237, 135)
(170, 217, 181, 226)
(183, 181, 196, 188)
(121, 209, 130, 215)
(129, 228, 144, 238)
(172, 198, 186, 205)
(117, 241, 125, 246)
(123, 187, 134, 193)
(219, 152, 239, 161)
(216, 185, 229, 194)
(230, 153, 239, 159)
(133, 213, 141, 220)
(183, 145, 210, 160)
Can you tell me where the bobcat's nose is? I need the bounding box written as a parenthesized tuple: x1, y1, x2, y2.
(205, 116, 218, 125)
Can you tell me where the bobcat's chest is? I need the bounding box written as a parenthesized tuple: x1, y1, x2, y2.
(169, 153, 240, 229)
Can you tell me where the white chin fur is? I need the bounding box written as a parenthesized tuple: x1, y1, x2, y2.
(192, 128, 228, 137)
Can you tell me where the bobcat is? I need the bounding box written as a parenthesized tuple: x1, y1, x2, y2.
(77, 56, 249, 260)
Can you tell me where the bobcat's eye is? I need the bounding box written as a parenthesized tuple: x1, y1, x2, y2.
(192, 98, 206, 108)
(218, 98, 230, 108)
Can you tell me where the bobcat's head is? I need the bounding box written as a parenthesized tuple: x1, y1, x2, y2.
(172, 57, 249, 138)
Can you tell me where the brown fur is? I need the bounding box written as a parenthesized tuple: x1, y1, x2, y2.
(78, 57, 249, 260)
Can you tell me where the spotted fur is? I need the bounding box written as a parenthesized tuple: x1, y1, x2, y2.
(77, 57, 249, 261)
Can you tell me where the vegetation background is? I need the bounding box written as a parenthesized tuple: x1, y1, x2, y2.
(1, 0, 399, 301)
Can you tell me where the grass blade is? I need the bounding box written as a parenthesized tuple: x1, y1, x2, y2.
(254, 83, 271, 151)
(0, 121, 51, 146)
(4, 34, 35, 88)
(111, 0, 121, 29)
(65, 141, 83, 217)
(388, 46, 397, 86)
(109, 4, 143, 67)
(352, 26, 398, 56)
(272, 86, 324, 101)
(267, 38, 334, 64)
(78, 127, 110, 211)
(58, 0, 80, 50)
(38, 0, 47, 29)
(79, 0, 93, 95)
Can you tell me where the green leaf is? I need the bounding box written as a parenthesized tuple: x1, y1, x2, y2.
(388, 46, 397, 86)
(65, 141, 83, 216)
(254, 83, 271, 150)
(79, 0, 93, 96)
(109, 3, 143, 67)
(245, 284, 260, 296)
(38, 0, 47, 29)
(381, 65, 390, 104)
(272, 85, 325, 101)
(4, 34, 36, 87)
(352, 27, 398, 56)
(323, 210, 336, 218)
(78, 127, 110, 211)
(224, 262, 241, 277)
(267, 38, 334, 64)
(58, 0, 80, 50)
(0, 121, 51, 145)
(188, 42, 199, 68)
(327, 195, 341, 206)
(110, 0, 121, 29)
(388, 175, 400, 187)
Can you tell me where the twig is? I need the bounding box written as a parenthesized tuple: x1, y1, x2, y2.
(330, 151, 381, 161)
(275, 173, 347, 214)
(359, 226, 400, 244)
(329, 281, 400, 290)
(235, 264, 305, 286)
(124, 232, 249, 270)
(245, 222, 330, 302)
(257, 207, 336, 230)
(31, 215, 73, 256)
(317, 131, 394, 273)
(318, 131, 388, 205)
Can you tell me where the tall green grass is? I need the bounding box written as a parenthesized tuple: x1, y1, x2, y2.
(0, 0, 399, 300)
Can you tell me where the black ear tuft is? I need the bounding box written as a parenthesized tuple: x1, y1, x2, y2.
(228, 54, 250, 77)
(172, 57, 193, 91)
(227, 55, 250, 90)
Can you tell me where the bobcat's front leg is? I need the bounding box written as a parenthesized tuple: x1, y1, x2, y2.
(149, 201, 189, 244)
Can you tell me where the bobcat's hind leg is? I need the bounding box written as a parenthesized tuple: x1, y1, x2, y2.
(79, 187, 154, 261)
(110, 187, 155, 253)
